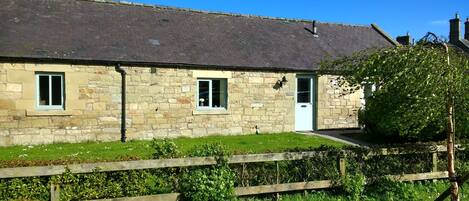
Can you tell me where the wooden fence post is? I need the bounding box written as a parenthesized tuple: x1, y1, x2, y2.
(338, 153, 346, 177)
(432, 152, 438, 172)
(275, 161, 280, 200)
(50, 183, 60, 201)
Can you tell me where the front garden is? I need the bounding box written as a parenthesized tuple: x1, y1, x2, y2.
(0, 132, 343, 167)
(1, 136, 468, 201)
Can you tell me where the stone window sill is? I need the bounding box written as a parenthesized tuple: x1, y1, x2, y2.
(192, 109, 229, 115)
(26, 110, 73, 116)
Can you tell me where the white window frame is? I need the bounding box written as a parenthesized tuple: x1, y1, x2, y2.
(35, 73, 64, 110)
(196, 78, 227, 110)
(360, 82, 376, 108)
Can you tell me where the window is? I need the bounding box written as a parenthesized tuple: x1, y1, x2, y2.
(363, 84, 376, 99)
(36, 73, 64, 110)
(197, 79, 227, 109)
(297, 77, 311, 103)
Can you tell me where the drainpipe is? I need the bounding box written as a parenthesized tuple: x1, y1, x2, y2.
(115, 63, 126, 143)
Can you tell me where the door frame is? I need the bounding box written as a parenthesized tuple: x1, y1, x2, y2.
(294, 74, 318, 131)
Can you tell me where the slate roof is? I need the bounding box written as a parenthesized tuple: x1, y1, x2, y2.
(0, 0, 396, 71)
(455, 39, 469, 52)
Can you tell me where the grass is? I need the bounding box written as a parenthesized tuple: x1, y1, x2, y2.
(242, 180, 469, 201)
(0, 132, 343, 166)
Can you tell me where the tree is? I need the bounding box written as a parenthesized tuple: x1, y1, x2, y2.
(321, 33, 469, 200)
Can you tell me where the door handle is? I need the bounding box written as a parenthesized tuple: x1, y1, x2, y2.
(301, 105, 307, 108)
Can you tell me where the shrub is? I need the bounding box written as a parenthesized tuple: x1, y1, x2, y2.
(365, 177, 419, 201)
(340, 173, 366, 201)
(181, 143, 235, 201)
(151, 139, 180, 159)
(180, 166, 235, 201)
(0, 177, 49, 201)
(51, 168, 175, 201)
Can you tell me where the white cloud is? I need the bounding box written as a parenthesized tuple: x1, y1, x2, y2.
(429, 20, 448, 26)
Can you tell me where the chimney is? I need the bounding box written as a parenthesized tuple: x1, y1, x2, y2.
(312, 20, 319, 37)
(465, 17, 469, 40)
(396, 33, 412, 45)
(449, 13, 460, 43)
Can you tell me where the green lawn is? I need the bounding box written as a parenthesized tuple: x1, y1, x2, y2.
(0, 132, 343, 166)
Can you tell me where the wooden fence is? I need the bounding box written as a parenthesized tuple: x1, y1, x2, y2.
(0, 145, 452, 201)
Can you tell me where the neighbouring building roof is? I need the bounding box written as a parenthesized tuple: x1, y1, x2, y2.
(0, 0, 396, 71)
(455, 39, 469, 52)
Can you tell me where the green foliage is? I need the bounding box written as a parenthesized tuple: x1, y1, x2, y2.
(340, 173, 366, 201)
(321, 44, 469, 139)
(151, 139, 181, 159)
(54, 169, 122, 200)
(188, 143, 232, 165)
(2, 144, 469, 201)
(50, 168, 175, 201)
(286, 146, 342, 182)
(0, 177, 49, 201)
(181, 166, 235, 201)
(181, 143, 235, 201)
(242, 180, 469, 201)
(364, 177, 421, 201)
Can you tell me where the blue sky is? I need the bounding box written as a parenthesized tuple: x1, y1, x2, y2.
(130, 0, 468, 41)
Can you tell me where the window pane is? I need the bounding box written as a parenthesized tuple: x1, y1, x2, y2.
(39, 75, 50, 105)
(51, 76, 62, 106)
(212, 79, 227, 108)
(297, 78, 311, 103)
(364, 84, 372, 99)
(198, 81, 210, 107)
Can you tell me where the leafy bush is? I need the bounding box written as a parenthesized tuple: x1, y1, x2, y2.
(180, 166, 235, 201)
(364, 177, 420, 201)
(50, 168, 175, 201)
(181, 143, 235, 201)
(321, 44, 469, 141)
(340, 173, 366, 201)
(0, 177, 49, 201)
(151, 139, 180, 159)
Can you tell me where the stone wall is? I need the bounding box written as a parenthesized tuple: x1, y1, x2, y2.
(124, 67, 296, 140)
(0, 62, 362, 146)
(316, 75, 363, 129)
(0, 62, 297, 146)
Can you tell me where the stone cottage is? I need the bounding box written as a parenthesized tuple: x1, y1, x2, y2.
(0, 0, 397, 146)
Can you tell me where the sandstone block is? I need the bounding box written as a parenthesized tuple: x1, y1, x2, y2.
(0, 99, 15, 110)
(0, 136, 11, 146)
(6, 83, 22, 92)
(7, 70, 32, 82)
(192, 128, 206, 136)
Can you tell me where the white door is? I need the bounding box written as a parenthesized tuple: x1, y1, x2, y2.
(295, 76, 314, 131)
